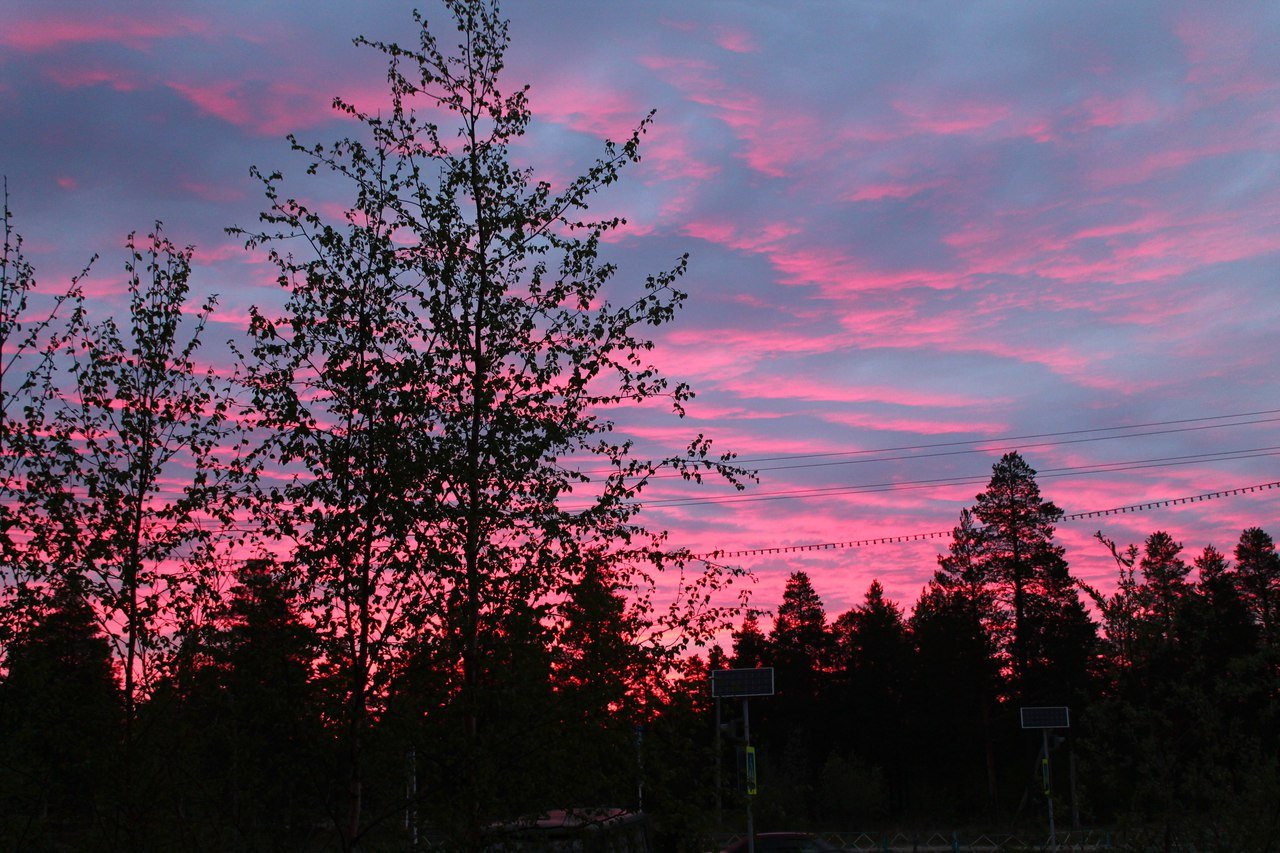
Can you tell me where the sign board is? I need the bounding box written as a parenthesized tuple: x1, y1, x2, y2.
(744, 746, 758, 796)
(1020, 706, 1070, 729)
(711, 667, 775, 698)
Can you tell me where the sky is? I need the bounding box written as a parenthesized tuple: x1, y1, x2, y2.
(3, 0, 1279, 621)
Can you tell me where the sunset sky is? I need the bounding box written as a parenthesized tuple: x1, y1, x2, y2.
(4, 0, 1278, 619)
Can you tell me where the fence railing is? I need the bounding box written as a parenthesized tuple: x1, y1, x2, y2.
(716, 829, 1116, 851)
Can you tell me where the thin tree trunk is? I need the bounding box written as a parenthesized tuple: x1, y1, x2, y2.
(461, 46, 493, 850)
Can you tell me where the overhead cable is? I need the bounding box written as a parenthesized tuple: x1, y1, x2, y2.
(695, 481, 1280, 560)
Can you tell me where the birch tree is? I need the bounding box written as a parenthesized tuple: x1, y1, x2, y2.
(234, 1, 747, 847)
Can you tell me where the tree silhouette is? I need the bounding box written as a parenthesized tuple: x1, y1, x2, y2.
(832, 580, 911, 813)
(1234, 527, 1280, 645)
(0, 575, 119, 847)
(232, 1, 745, 846)
(971, 452, 1092, 700)
(1138, 531, 1191, 638)
(0, 183, 87, 644)
(731, 613, 768, 669)
(762, 572, 830, 820)
(770, 571, 829, 706)
(48, 228, 234, 727)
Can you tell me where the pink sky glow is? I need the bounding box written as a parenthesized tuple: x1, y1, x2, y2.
(3, 0, 1278, 631)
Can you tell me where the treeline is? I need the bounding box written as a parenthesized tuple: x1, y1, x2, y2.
(0, 548, 722, 852)
(0, 2, 746, 851)
(719, 452, 1280, 848)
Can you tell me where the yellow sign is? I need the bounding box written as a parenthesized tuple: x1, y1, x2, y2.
(745, 746, 758, 796)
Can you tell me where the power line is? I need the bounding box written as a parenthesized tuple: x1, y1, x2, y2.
(728, 408, 1280, 465)
(572, 407, 1280, 479)
(7, 409, 1276, 501)
(625, 446, 1280, 509)
(740, 416, 1280, 476)
(695, 480, 1280, 560)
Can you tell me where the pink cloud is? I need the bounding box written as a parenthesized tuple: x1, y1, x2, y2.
(1076, 91, 1165, 128)
(1174, 10, 1276, 100)
(892, 97, 1012, 136)
(44, 64, 145, 92)
(847, 180, 941, 202)
(530, 81, 646, 142)
(768, 244, 963, 296)
(641, 53, 841, 177)
(815, 410, 1009, 436)
(712, 374, 998, 409)
(685, 217, 967, 297)
(631, 425, 827, 461)
(179, 180, 245, 204)
(526, 78, 718, 193)
(711, 25, 758, 54)
(1088, 139, 1247, 188)
(0, 15, 211, 51)
(681, 218, 802, 254)
(941, 190, 1280, 296)
(167, 79, 335, 137)
(665, 325, 856, 358)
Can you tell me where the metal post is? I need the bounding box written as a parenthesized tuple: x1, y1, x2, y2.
(405, 746, 418, 847)
(743, 698, 754, 853)
(1068, 741, 1080, 830)
(715, 696, 723, 823)
(636, 724, 645, 813)
(1042, 729, 1056, 850)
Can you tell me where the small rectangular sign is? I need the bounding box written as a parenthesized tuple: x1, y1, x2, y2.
(710, 667, 775, 698)
(1020, 706, 1070, 729)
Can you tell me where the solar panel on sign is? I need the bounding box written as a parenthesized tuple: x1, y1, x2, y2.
(710, 667, 775, 697)
(1020, 706, 1070, 729)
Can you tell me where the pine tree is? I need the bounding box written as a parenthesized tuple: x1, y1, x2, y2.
(832, 581, 911, 812)
(1234, 527, 1280, 645)
(762, 572, 830, 818)
(1138, 531, 1191, 638)
(731, 613, 768, 669)
(0, 575, 120, 844)
(1192, 545, 1257, 661)
(769, 571, 829, 704)
(911, 575, 1002, 821)
(146, 558, 323, 848)
(971, 452, 1093, 701)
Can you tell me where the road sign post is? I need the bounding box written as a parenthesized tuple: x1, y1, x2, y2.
(1021, 707, 1070, 851)
(712, 669, 774, 853)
